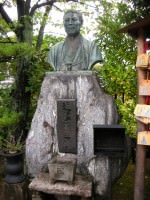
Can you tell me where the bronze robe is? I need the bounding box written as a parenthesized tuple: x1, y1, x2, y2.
(47, 36, 102, 71)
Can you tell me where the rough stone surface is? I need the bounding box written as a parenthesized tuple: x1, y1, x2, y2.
(48, 155, 76, 183)
(26, 71, 130, 198)
(29, 173, 92, 198)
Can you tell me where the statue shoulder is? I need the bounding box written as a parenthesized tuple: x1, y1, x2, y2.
(50, 41, 64, 52)
(47, 41, 64, 68)
(82, 37, 92, 46)
(81, 37, 103, 69)
(82, 37, 98, 50)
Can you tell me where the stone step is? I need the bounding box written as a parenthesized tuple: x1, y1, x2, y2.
(29, 173, 92, 198)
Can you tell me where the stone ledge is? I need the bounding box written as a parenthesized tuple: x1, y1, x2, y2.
(29, 173, 92, 198)
(45, 71, 93, 77)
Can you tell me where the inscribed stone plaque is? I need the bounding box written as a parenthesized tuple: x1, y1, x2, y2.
(57, 99, 77, 153)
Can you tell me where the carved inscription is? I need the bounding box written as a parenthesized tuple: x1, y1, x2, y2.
(57, 99, 77, 153)
(56, 167, 65, 177)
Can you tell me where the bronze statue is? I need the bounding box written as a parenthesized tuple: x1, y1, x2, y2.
(47, 10, 102, 71)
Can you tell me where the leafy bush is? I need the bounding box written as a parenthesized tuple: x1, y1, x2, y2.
(0, 110, 23, 153)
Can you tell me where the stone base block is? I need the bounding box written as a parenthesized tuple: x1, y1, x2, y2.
(29, 173, 92, 198)
(48, 155, 76, 184)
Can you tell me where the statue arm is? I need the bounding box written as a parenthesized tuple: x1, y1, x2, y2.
(89, 41, 103, 69)
(47, 42, 64, 71)
(47, 47, 56, 70)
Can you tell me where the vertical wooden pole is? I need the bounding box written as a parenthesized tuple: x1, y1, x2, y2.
(134, 29, 145, 200)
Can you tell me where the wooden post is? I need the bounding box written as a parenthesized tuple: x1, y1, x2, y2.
(134, 29, 145, 200)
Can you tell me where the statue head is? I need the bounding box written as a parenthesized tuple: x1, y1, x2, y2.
(63, 10, 83, 37)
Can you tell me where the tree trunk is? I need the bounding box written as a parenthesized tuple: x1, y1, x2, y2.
(13, 18, 33, 137)
(36, 6, 51, 49)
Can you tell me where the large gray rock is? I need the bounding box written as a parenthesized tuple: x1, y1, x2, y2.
(26, 71, 130, 199)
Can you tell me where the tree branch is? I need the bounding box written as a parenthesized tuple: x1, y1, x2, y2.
(25, 0, 31, 15)
(53, 4, 63, 12)
(36, 5, 52, 49)
(30, 0, 54, 17)
(0, 3, 13, 24)
(30, 0, 77, 17)
(16, 0, 25, 20)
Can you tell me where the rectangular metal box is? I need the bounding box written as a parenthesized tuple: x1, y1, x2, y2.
(93, 125, 125, 154)
(57, 99, 77, 154)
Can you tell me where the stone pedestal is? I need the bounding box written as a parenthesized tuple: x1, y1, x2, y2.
(26, 71, 130, 199)
(29, 173, 92, 199)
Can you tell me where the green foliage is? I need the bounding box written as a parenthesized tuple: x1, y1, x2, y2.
(0, 17, 64, 135)
(0, 133, 24, 153)
(0, 111, 21, 128)
(0, 42, 33, 58)
(0, 18, 12, 36)
(94, 0, 138, 138)
(116, 99, 137, 138)
(0, 88, 12, 117)
(27, 34, 63, 119)
(0, 109, 23, 153)
(113, 162, 150, 199)
(112, 162, 135, 199)
(128, 0, 150, 18)
(0, 82, 23, 151)
(0, 106, 22, 138)
(0, 68, 24, 153)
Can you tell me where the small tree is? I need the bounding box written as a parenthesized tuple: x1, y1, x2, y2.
(94, 0, 137, 137)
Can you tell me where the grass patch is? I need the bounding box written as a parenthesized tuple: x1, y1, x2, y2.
(112, 161, 150, 200)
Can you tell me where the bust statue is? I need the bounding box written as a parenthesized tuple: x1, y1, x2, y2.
(47, 10, 102, 71)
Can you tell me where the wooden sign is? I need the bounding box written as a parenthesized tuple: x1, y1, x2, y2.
(137, 131, 150, 146)
(134, 104, 150, 124)
(136, 53, 150, 68)
(134, 104, 150, 118)
(139, 80, 150, 96)
(135, 116, 150, 124)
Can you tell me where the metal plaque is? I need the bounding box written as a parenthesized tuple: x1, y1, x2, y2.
(57, 99, 77, 153)
(93, 125, 125, 155)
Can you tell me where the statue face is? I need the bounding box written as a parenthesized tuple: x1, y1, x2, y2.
(64, 12, 82, 36)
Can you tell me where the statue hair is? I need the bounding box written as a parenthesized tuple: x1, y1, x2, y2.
(63, 10, 83, 25)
